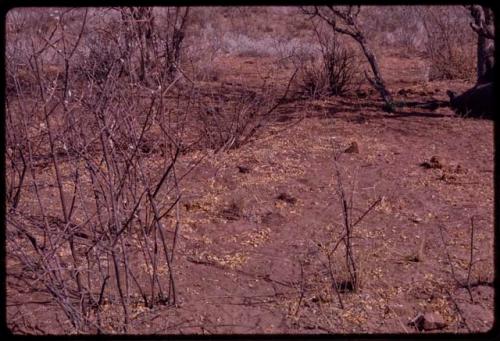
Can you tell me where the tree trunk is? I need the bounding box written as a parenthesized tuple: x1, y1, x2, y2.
(477, 35, 495, 84)
(302, 6, 394, 111)
(357, 35, 394, 110)
(469, 5, 495, 84)
(164, 7, 190, 81)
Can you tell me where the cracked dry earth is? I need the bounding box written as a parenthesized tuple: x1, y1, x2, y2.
(124, 102, 493, 334)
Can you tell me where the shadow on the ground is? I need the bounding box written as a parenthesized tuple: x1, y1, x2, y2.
(275, 97, 454, 122)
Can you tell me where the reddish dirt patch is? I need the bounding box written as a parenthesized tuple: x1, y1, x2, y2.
(7, 65, 494, 335)
(147, 105, 492, 334)
(6, 8, 494, 335)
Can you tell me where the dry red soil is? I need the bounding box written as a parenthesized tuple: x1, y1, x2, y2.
(7, 53, 494, 334)
(5, 7, 495, 335)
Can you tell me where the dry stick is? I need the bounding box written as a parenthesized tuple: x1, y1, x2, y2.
(10, 230, 87, 331)
(126, 267, 149, 307)
(96, 275, 110, 334)
(116, 111, 174, 306)
(66, 169, 80, 221)
(120, 235, 131, 308)
(137, 210, 165, 304)
(157, 130, 207, 266)
(114, 95, 157, 199)
(94, 104, 129, 331)
(334, 156, 357, 289)
(437, 224, 461, 286)
(120, 178, 159, 302)
(75, 159, 105, 310)
(235, 67, 300, 150)
(152, 147, 181, 199)
(129, 119, 181, 302)
(325, 197, 381, 266)
(108, 153, 140, 308)
(6, 108, 27, 211)
(466, 216, 475, 303)
(171, 197, 181, 264)
(437, 223, 473, 331)
(445, 288, 471, 332)
(151, 218, 160, 303)
(170, 162, 182, 264)
(84, 251, 94, 309)
(111, 251, 129, 332)
(294, 260, 306, 316)
(32, 45, 87, 302)
(85, 159, 109, 244)
(115, 188, 147, 239)
(60, 9, 88, 103)
(17, 91, 75, 318)
(352, 197, 382, 228)
(135, 153, 179, 304)
(148, 192, 177, 304)
(113, 103, 160, 308)
(327, 254, 344, 309)
(348, 170, 358, 228)
(31, 48, 68, 223)
(138, 172, 169, 303)
(331, 147, 381, 294)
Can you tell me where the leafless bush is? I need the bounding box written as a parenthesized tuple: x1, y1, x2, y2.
(5, 10, 58, 96)
(436, 217, 494, 331)
(298, 29, 361, 98)
(194, 68, 297, 153)
(419, 6, 476, 81)
(359, 6, 428, 54)
(302, 6, 395, 111)
(71, 7, 190, 87)
(318, 145, 380, 307)
(6, 8, 197, 333)
(76, 31, 125, 83)
(437, 217, 492, 301)
(118, 7, 190, 85)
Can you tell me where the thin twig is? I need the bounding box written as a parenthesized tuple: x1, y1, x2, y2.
(466, 216, 475, 303)
(445, 288, 471, 332)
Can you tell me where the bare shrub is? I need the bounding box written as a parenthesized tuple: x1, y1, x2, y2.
(76, 27, 125, 83)
(419, 6, 476, 81)
(298, 29, 361, 98)
(302, 6, 395, 111)
(317, 144, 381, 308)
(359, 6, 429, 54)
(427, 46, 476, 81)
(184, 19, 224, 82)
(73, 7, 191, 86)
(6, 8, 197, 333)
(194, 70, 297, 153)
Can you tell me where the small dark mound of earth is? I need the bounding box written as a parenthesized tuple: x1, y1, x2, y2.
(277, 192, 297, 205)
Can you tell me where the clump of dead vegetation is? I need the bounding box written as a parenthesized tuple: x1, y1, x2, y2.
(193, 70, 297, 153)
(6, 8, 193, 333)
(5, 7, 296, 333)
(297, 28, 361, 98)
(320, 146, 381, 305)
(419, 6, 476, 81)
